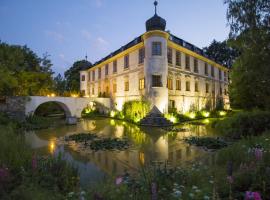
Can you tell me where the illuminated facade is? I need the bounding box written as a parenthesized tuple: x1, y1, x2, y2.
(80, 2, 229, 114)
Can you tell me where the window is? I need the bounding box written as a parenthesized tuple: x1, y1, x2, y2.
(152, 42, 162, 56)
(167, 78, 173, 90)
(204, 63, 208, 75)
(176, 51, 181, 66)
(88, 72, 91, 81)
(169, 100, 175, 109)
(92, 70, 95, 81)
(113, 83, 117, 93)
(81, 90, 85, 96)
(98, 68, 101, 79)
(139, 78, 145, 90)
(176, 79, 181, 90)
(124, 81, 129, 91)
(124, 55, 129, 69)
(194, 59, 198, 73)
(219, 69, 222, 80)
(211, 66, 215, 77)
(106, 86, 109, 95)
(92, 86, 95, 95)
(167, 48, 173, 64)
(113, 60, 117, 73)
(224, 72, 227, 81)
(81, 75, 85, 81)
(105, 64, 109, 76)
(185, 55, 190, 70)
(186, 81, 190, 91)
(220, 86, 223, 95)
(195, 81, 199, 92)
(139, 48, 145, 64)
(152, 75, 162, 87)
(206, 83, 209, 93)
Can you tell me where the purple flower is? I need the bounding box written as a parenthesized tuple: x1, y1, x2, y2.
(245, 191, 262, 200)
(254, 148, 263, 161)
(32, 154, 38, 171)
(151, 182, 158, 200)
(0, 167, 9, 183)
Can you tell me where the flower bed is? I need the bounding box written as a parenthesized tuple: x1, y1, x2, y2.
(184, 137, 228, 150)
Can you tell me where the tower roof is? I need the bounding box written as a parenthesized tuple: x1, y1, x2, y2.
(145, 1, 166, 32)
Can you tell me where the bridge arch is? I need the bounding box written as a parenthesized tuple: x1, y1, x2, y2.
(33, 101, 72, 117)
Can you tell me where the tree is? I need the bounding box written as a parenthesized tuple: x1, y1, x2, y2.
(0, 42, 54, 96)
(224, 0, 270, 110)
(53, 73, 66, 96)
(64, 60, 92, 93)
(203, 40, 239, 68)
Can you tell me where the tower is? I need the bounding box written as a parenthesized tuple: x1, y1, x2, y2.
(143, 1, 169, 113)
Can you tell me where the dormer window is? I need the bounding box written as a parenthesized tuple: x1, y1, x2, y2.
(152, 42, 162, 56)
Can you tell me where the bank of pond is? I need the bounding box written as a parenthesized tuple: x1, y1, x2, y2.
(0, 110, 270, 199)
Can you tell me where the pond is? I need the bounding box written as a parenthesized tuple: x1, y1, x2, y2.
(25, 118, 217, 187)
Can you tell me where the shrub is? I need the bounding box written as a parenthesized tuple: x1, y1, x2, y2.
(122, 100, 150, 123)
(214, 110, 270, 139)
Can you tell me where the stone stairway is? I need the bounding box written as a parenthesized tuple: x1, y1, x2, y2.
(139, 106, 173, 127)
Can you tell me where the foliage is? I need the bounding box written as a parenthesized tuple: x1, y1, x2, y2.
(35, 102, 65, 117)
(65, 133, 98, 142)
(224, 0, 270, 110)
(0, 118, 79, 199)
(214, 110, 270, 139)
(203, 39, 239, 68)
(0, 42, 54, 96)
(53, 73, 67, 96)
(89, 138, 129, 151)
(84, 132, 270, 199)
(184, 137, 228, 150)
(122, 100, 150, 123)
(64, 60, 92, 93)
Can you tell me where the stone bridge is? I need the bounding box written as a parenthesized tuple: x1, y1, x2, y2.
(0, 96, 111, 120)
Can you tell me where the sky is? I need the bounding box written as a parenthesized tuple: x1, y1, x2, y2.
(0, 0, 229, 75)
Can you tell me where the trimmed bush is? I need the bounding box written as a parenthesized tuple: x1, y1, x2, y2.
(122, 100, 150, 123)
(214, 110, 270, 139)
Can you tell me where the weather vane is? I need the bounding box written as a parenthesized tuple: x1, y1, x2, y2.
(154, 1, 158, 15)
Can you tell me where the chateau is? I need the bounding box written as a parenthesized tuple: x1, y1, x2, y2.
(80, 2, 229, 114)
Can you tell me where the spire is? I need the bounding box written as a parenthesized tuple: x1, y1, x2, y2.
(154, 1, 158, 15)
(85, 53, 88, 61)
(145, 0, 166, 32)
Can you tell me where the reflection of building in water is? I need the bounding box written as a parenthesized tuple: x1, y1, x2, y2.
(66, 123, 210, 176)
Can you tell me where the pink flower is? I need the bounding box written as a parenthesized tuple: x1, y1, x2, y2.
(151, 182, 158, 200)
(32, 154, 38, 171)
(245, 191, 262, 200)
(115, 176, 123, 185)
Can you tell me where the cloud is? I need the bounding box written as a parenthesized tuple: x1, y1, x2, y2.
(95, 36, 109, 50)
(81, 30, 92, 41)
(45, 30, 65, 42)
(56, 21, 71, 28)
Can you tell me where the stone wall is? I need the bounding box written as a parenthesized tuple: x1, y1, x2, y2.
(0, 96, 29, 121)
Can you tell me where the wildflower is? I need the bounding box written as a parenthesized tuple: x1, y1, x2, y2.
(204, 195, 210, 200)
(189, 193, 194, 198)
(173, 190, 182, 197)
(0, 166, 9, 183)
(254, 148, 263, 161)
(32, 154, 38, 171)
(227, 176, 233, 184)
(115, 176, 123, 185)
(209, 180, 214, 184)
(245, 191, 262, 200)
(192, 185, 198, 190)
(151, 182, 158, 200)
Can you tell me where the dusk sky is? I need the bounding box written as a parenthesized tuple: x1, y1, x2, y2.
(0, 0, 229, 75)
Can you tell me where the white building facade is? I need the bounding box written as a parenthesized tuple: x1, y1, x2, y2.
(80, 7, 229, 114)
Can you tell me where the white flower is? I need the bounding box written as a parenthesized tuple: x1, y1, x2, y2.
(189, 193, 195, 198)
(204, 195, 210, 200)
(173, 190, 182, 197)
(192, 185, 198, 190)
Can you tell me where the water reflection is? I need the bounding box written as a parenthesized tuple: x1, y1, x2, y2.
(25, 118, 216, 186)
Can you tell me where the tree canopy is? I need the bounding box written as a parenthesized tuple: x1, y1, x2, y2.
(203, 40, 239, 68)
(64, 60, 92, 93)
(0, 42, 54, 96)
(225, 0, 270, 110)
